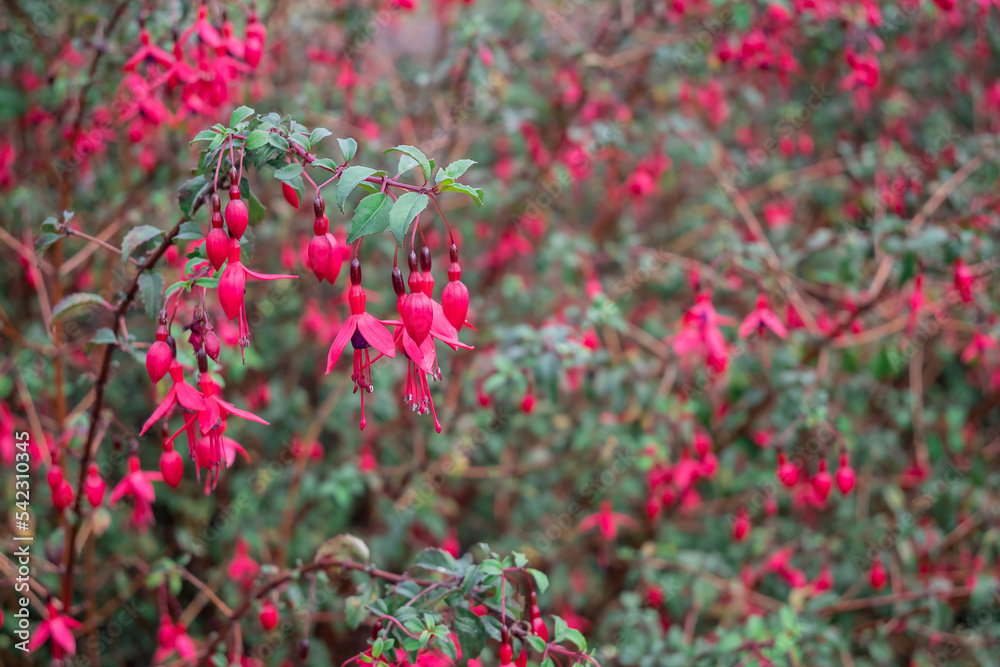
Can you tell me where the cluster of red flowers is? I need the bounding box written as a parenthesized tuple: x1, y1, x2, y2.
(118, 5, 267, 143)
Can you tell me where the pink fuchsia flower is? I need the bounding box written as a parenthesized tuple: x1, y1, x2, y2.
(30, 602, 81, 658)
(123, 26, 174, 73)
(955, 257, 974, 303)
(140, 360, 207, 436)
(578, 499, 637, 542)
(326, 259, 398, 431)
(217, 237, 297, 360)
(229, 538, 260, 588)
(738, 294, 788, 340)
(110, 455, 162, 531)
(153, 619, 198, 665)
(962, 330, 997, 364)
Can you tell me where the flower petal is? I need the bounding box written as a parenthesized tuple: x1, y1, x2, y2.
(357, 314, 397, 358)
(217, 399, 269, 425)
(243, 266, 299, 281)
(140, 387, 177, 435)
(326, 317, 358, 374)
(176, 383, 207, 411)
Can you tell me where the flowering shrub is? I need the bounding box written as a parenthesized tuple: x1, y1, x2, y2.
(3, 1, 1000, 666)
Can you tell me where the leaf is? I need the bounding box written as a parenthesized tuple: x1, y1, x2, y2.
(388, 193, 429, 245)
(345, 595, 367, 630)
(338, 137, 358, 162)
(268, 133, 290, 151)
(209, 132, 227, 152)
(479, 559, 503, 577)
(138, 272, 164, 320)
(165, 280, 191, 298)
(230, 105, 255, 128)
(50, 293, 111, 327)
(244, 129, 269, 150)
(347, 193, 392, 244)
(311, 158, 340, 172)
(526, 568, 549, 594)
(435, 159, 477, 185)
(121, 225, 164, 264)
(553, 617, 586, 651)
(273, 163, 304, 182)
(40, 216, 59, 232)
(526, 635, 547, 653)
(414, 548, 458, 575)
(338, 166, 379, 212)
(85, 327, 119, 351)
(310, 128, 332, 146)
(175, 221, 205, 241)
(288, 133, 311, 150)
(384, 145, 431, 180)
(440, 183, 485, 207)
(190, 129, 217, 144)
(36, 233, 62, 255)
(397, 153, 420, 177)
(239, 178, 267, 226)
(436, 634, 457, 662)
(178, 174, 211, 219)
(452, 607, 487, 659)
(315, 534, 370, 565)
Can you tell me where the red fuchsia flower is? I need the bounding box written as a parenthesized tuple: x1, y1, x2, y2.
(83, 463, 106, 507)
(153, 619, 198, 665)
(402, 254, 436, 345)
(177, 4, 221, 50)
(218, 237, 298, 359)
(812, 564, 834, 594)
(48, 465, 75, 512)
(813, 458, 833, 501)
(835, 452, 855, 494)
(441, 244, 471, 331)
(110, 455, 162, 531)
(146, 316, 174, 383)
(962, 329, 997, 364)
(326, 259, 398, 430)
(160, 441, 184, 489)
(732, 507, 751, 542)
(282, 182, 300, 209)
(578, 499, 637, 542)
(776, 452, 800, 487)
(189, 424, 252, 493)
(1, 400, 16, 465)
(955, 257, 974, 303)
(140, 360, 208, 436)
(763, 200, 794, 229)
(259, 601, 278, 630)
(123, 25, 174, 73)
(229, 538, 260, 588)
(206, 193, 229, 271)
(869, 558, 887, 590)
(739, 294, 788, 340)
(244, 10, 267, 68)
(30, 602, 81, 658)
(224, 172, 250, 240)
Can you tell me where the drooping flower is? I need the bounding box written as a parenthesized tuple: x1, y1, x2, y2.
(326, 259, 398, 431)
(738, 294, 788, 339)
(578, 499, 637, 542)
(140, 360, 207, 436)
(30, 602, 81, 658)
(109, 455, 162, 531)
(217, 237, 297, 359)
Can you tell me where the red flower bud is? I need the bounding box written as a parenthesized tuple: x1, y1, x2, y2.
(836, 453, 855, 495)
(308, 234, 333, 282)
(225, 174, 249, 240)
(206, 227, 230, 271)
(776, 452, 799, 488)
(813, 459, 832, 500)
(869, 559, 886, 590)
(83, 463, 106, 507)
(160, 443, 184, 489)
(521, 392, 535, 414)
(53, 478, 75, 512)
(732, 507, 751, 542)
(324, 233, 343, 284)
(402, 289, 434, 344)
(282, 182, 299, 210)
(259, 602, 278, 630)
(205, 329, 221, 362)
(146, 340, 173, 384)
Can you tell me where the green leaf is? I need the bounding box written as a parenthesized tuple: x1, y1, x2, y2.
(36, 233, 62, 255)
(40, 216, 59, 233)
(453, 608, 487, 659)
(230, 105, 255, 128)
(310, 128, 332, 146)
(244, 129, 269, 150)
(190, 129, 218, 144)
(479, 559, 503, 577)
(138, 272, 164, 320)
(121, 225, 164, 264)
(208, 132, 226, 152)
(513, 552, 528, 568)
(396, 153, 420, 177)
(289, 133, 310, 149)
(312, 158, 340, 172)
(435, 159, 477, 185)
(165, 280, 191, 298)
(273, 163, 304, 182)
(553, 616, 586, 651)
(526, 568, 549, 594)
(88, 328, 118, 346)
(436, 634, 457, 662)
(239, 178, 267, 226)
(175, 221, 205, 241)
(338, 166, 379, 212)
(347, 193, 391, 244)
(384, 145, 431, 180)
(388, 193, 429, 245)
(268, 133, 290, 152)
(526, 635, 547, 653)
(178, 175, 211, 219)
(338, 137, 358, 162)
(414, 548, 457, 575)
(345, 595, 367, 630)
(440, 183, 485, 207)
(50, 293, 111, 326)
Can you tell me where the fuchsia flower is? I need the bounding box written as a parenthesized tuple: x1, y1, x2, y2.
(906, 273, 926, 336)
(229, 538, 260, 587)
(218, 237, 297, 359)
(739, 294, 788, 339)
(578, 499, 637, 542)
(326, 259, 398, 431)
(123, 26, 174, 72)
(30, 602, 81, 658)
(955, 257, 974, 303)
(153, 618, 198, 665)
(110, 455, 162, 531)
(140, 360, 207, 436)
(962, 330, 997, 364)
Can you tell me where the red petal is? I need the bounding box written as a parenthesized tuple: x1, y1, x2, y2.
(140, 387, 177, 435)
(243, 266, 298, 281)
(218, 399, 269, 425)
(326, 317, 358, 374)
(737, 314, 760, 339)
(176, 383, 207, 411)
(357, 314, 397, 358)
(759, 309, 788, 338)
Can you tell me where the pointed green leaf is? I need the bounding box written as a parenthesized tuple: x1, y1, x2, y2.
(347, 193, 391, 244)
(138, 272, 165, 320)
(388, 193, 429, 245)
(273, 162, 304, 182)
(440, 183, 485, 207)
(50, 293, 111, 327)
(175, 221, 205, 241)
(311, 158, 340, 172)
(244, 129, 269, 150)
(190, 129, 218, 144)
(268, 133, 290, 151)
(527, 568, 549, 594)
(384, 145, 431, 180)
(338, 166, 379, 212)
(309, 128, 332, 146)
(121, 225, 165, 264)
(230, 106, 255, 128)
(453, 608, 487, 660)
(178, 174, 211, 219)
(338, 137, 358, 162)
(435, 159, 477, 185)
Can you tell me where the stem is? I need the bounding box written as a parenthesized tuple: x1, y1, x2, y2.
(429, 195, 454, 244)
(59, 227, 142, 266)
(61, 217, 186, 607)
